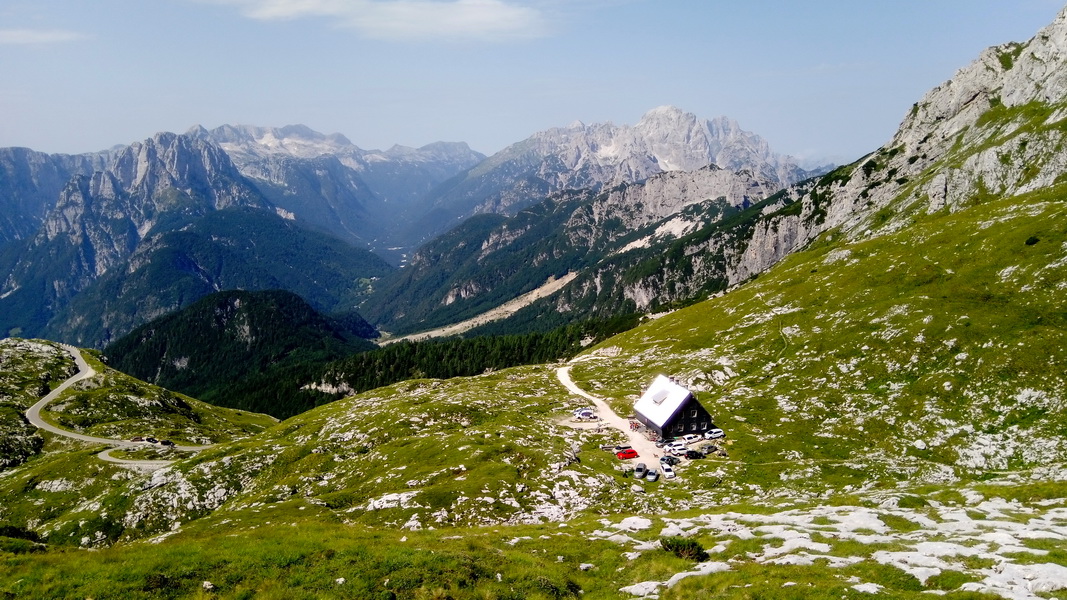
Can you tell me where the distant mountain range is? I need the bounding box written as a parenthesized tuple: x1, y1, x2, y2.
(0, 132, 394, 347)
(187, 124, 487, 262)
(0, 106, 827, 347)
(409, 106, 826, 245)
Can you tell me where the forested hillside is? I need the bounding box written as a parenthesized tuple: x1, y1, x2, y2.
(104, 290, 377, 416)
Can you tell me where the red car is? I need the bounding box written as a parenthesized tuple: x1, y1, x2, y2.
(616, 449, 639, 459)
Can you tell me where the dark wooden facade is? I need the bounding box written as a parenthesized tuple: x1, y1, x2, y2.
(638, 394, 714, 439)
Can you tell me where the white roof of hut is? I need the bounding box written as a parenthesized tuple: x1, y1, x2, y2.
(633, 375, 693, 428)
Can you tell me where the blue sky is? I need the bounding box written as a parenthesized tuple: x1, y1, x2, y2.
(1, 0, 1063, 165)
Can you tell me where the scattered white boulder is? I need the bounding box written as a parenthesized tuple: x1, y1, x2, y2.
(665, 562, 731, 588)
(615, 516, 653, 531)
(620, 581, 663, 597)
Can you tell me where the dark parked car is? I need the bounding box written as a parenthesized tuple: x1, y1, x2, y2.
(659, 456, 680, 466)
(145, 437, 158, 444)
(685, 450, 703, 460)
(160, 440, 175, 447)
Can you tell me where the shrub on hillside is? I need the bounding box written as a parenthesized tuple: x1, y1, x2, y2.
(660, 536, 708, 562)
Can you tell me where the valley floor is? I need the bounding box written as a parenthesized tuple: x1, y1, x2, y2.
(380, 272, 578, 344)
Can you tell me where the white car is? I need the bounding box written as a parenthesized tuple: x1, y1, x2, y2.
(665, 441, 688, 455)
(681, 434, 703, 444)
(660, 463, 676, 479)
(704, 428, 725, 440)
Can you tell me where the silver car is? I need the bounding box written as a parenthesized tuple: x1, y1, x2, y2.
(704, 428, 725, 440)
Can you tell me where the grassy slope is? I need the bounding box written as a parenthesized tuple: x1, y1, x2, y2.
(1, 481, 1062, 599)
(0, 340, 75, 410)
(0, 340, 277, 550)
(572, 182, 1067, 494)
(40, 350, 275, 446)
(0, 339, 74, 470)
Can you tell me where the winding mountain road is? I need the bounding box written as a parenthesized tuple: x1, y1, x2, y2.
(25, 344, 209, 470)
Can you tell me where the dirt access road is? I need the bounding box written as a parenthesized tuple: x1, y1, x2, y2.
(556, 363, 664, 466)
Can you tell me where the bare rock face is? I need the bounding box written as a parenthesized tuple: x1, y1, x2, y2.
(855, 5, 1067, 224)
(698, 4, 1067, 293)
(425, 106, 821, 230)
(31, 132, 263, 282)
(0, 131, 268, 341)
(0, 148, 105, 249)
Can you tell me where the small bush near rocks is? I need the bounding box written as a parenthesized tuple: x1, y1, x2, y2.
(660, 537, 708, 562)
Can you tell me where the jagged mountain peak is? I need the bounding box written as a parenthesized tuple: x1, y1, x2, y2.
(104, 130, 255, 209)
(190, 123, 362, 161)
(415, 106, 826, 239)
(540, 106, 808, 182)
(634, 104, 700, 128)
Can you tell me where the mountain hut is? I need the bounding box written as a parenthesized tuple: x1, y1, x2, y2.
(633, 375, 713, 439)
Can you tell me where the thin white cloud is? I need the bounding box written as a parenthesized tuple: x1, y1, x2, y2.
(0, 29, 90, 45)
(204, 0, 548, 41)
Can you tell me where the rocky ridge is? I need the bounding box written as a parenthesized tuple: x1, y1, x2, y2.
(0, 148, 106, 250)
(736, 3, 1067, 266)
(422, 106, 820, 228)
(588, 4, 1067, 315)
(0, 130, 393, 346)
